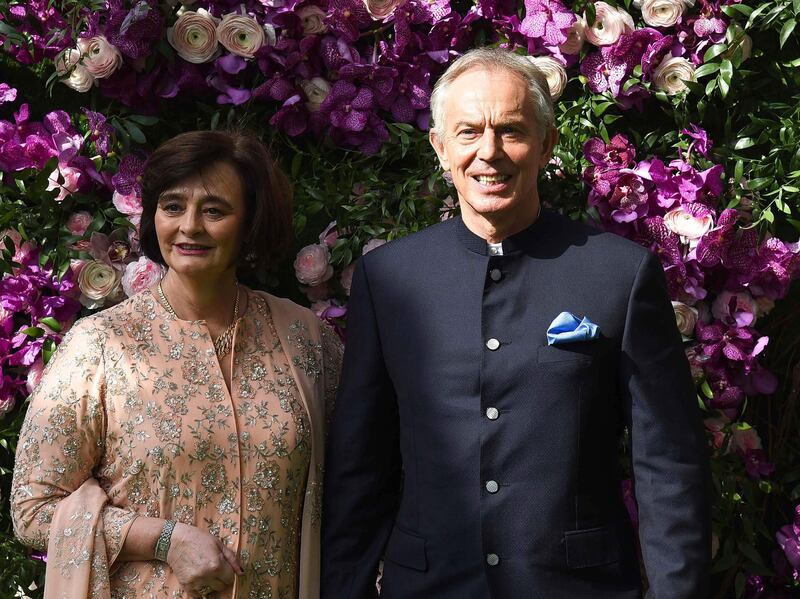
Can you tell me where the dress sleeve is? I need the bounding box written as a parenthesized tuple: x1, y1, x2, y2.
(320, 324, 343, 432)
(11, 318, 138, 596)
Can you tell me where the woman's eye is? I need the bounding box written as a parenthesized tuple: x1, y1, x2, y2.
(162, 203, 182, 213)
(204, 207, 223, 217)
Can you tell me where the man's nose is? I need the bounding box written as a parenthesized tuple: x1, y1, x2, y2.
(476, 130, 502, 161)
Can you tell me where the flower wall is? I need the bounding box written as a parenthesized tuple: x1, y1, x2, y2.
(1, 0, 799, 595)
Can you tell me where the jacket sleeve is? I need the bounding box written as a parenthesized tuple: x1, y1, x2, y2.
(321, 257, 402, 599)
(620, 251, 711, 598)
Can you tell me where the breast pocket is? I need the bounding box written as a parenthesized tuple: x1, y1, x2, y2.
(383, 526, 428, 572)
(536, 337, 614, 366)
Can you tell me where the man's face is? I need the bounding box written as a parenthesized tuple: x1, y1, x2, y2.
(430, 68, 556, 230)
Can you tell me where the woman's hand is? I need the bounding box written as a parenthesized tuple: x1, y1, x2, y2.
(167, 522, 244, 597)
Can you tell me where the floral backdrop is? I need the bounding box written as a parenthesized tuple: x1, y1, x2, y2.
(0, 0, 799, 595)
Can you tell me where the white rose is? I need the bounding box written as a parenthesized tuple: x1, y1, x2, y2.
(663, 205, 713, 243)
(526, 56, 568, 101)
(76, 35, 123, 79)
(78, 260, 121, 307)
(671, 301, 698, 338)
(167, 9, 220, 64)
(217, 11, 268, 58)
(300, 77, 331, 112)
(55, 49, 95, 93)
(297, 6, 327, 35)
(559, 19, 585, 55)
(653, 56, 695, 94)
(634, 0, 686, 28)
(584, 2, 635, 46)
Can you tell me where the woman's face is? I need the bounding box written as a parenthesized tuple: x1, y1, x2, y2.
(154, 161, 248, 280)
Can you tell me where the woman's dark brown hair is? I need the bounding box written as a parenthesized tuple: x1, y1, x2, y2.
(139, 130, 292, 272)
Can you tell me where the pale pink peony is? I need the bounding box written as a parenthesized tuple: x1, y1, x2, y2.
(559, 19, 585, 54)
(112, 190, 144, 225)
(26, 358, 45, 394)
(671, 301, 698, 338)
(78, 259, 121, 306)
(663, 205, 714, 243)
(526, 56, 568, 101)
(362, 238, 387, 255)
(340, 263, 355, 295)
(634, 0, 687, 28)
(47, 165, 82, 202)
(217, 11, 270, 58)
(167, 9, 220, 64)
(301, 77, 331, 112)
(55, 48, 95, 92)
(364, 0, 404, 19)
(122, 256, 164, 297)
(77, 35, 123, 79)
(294, 244, 334, 285)
(584, 2, 635, 46)
(66, 211, 93, 236)
(653, 56, 695, 94)
(731, 424, 762, 454)
(297, 6, 327, 34)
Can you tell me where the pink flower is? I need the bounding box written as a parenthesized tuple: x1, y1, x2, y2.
(362, 238, 387, 254)
(364, 0, 404, 20)
(294, 244, 334, 285)
(167, 9, 220, 64)
(318, 221, 338, 247)
(663, 204, 714, 245)
(112, 190, 143, 225)
(66, 211, 92, 236)
(121, 256, 163, 297)
(584, 2, 634, 46)
(704, 417, 728, 450)
(78, 259, 122, 308)
(297, 5, 327, 34)
(76, 35, 123, 79)
(217, 11, 270, 58)
(731, 424, 762, 454)
(711, 290, 758, 327)
(559, 19, 585, 54)
(26, 357, 44, 394)
(46, 165, 82, 202)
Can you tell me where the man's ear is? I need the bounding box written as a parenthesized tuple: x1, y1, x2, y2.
(539, 126, 558, 168)
(429, 129, 450, 172)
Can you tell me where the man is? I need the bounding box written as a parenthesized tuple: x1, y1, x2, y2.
(322, 48, 710, 598)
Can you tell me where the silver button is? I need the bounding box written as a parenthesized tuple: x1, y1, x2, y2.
(489, 268, 502, 282)
(489, 246, 501, 256)
(486, 338, 500, 351)
(485, 407, 499, 420)
(485, 480, 499, 493)
(486, 553, 499, 566)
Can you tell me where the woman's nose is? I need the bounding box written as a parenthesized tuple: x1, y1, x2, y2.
(178, 208, 203, 236)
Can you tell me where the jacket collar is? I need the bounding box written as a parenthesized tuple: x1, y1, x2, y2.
(456, 208, 553, 256)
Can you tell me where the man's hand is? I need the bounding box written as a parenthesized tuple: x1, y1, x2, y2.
(167, 522, 244, 598)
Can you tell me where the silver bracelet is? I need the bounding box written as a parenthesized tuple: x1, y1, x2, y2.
(154, 519, 176, 562)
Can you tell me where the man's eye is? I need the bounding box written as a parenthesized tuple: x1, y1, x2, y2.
(458, 129, 478, 138)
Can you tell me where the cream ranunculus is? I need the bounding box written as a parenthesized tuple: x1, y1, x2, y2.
(634, 0, 687, 28)
(78, 260, 121, 306)
(559, 19, 585, 55)
(653, 55, 695, 94)
(167, 9, 220, 63)
(663, 205, 713, 242)
(526, 56, 568, 101)
(671, 301, 698, 338)
(300, 77, 331, 112)
(294, 244, 334, 286)
(297, 5, 327, 35)
(363, 0, 403, 20)
(55, 49, 95, 93)
(217, 11, 268, 58)
(584, 2, 635, 46)
(76, 35, 123, 79)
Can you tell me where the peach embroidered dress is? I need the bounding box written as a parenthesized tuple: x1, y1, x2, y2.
(11, 287, 342, 599)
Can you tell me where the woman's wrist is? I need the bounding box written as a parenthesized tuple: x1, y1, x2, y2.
(154, 519, 176, 561)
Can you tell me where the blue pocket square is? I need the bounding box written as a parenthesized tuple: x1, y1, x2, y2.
(546, 312, 600, 345)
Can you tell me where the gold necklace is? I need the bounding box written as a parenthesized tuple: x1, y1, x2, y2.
(157, 280, 241, 358)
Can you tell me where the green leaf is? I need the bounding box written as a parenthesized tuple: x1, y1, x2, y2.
(734, 137, 756, 150)
(780, 19, 797, 48)
(123, 120, 147, 144)
(42, 338, 57, 365)
(704, 44, 728, 62)
(21, 327, 45, 338)
(722, 3, 753, 18)
(701, 380, 714, 399)
(694, 62, 721, 79)
(38, 317, 62, 332)
(127, 114, 159, 126)
(734, 160, 744, 182)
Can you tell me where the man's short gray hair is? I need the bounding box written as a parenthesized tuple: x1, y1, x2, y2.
(429, 47, 555, 141)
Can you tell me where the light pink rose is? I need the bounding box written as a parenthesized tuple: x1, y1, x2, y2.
(340, 263, 355, 295)
(712, 290, 758, 327)
(559, 19, 585, 54)
(318, 221, 338, 247)
(731, 424, 762, 454)
(78, 259, 121, 307)
(653, 56, 695, 94)
(70, 258, 89, 279)
(663, 205, 713, 243)
(26, 357, 45, 394)
(362, 238, 387, 255)
(363, 0, 404, 19)
(525, 56, 568, 101)
(217, 11, 269, 58)
(634, 0, 687, 28)
(122, 256, 164, 297)
(77, 35, 123, 79)
(55, 48, 95, 92)
(584, 2, 634, 46)
(67, 211, 93, 236)
(704, 417, 729, 450)
(671, 301, 698, 338)
(294, 243, 334, 285)
(297, 5, 327, 34)
(300, 77, 331, 112)
(112, 190, 144, 225)
(167, 9, 220, 63)
(47, 165, 82, 202)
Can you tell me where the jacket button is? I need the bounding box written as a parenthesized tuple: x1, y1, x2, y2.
(486, 553, 500, 566)
(489, 268, 502, 282)
(485, 407, 499, 420)
(485, 480, 499, 493)
(486, 338, 500, 351)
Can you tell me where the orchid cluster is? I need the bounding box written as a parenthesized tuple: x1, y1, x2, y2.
(2, 0, 750, 153)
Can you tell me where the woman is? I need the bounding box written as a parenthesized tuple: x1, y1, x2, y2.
(11, 130, 342, 599)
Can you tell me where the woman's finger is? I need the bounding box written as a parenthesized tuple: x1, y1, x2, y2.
(219, 544, 244, 575)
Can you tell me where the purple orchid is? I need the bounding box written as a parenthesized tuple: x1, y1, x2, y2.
(608, 173, 649, 223)
(741, 448, 776, 480)
(83, 110, 115, 156)
(112, 154, 146, 197)
(776, 506, 800, 574)
(103, 0, 164, 60)
(682, 124, 713, 160)
(518, 0, 575, 46)
(320, 81, 375, 132)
